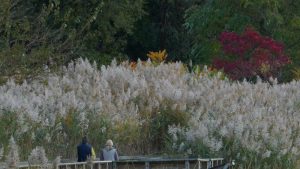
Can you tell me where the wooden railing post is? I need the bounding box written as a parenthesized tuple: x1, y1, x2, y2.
(185, 160, 190, 169)
(145, 161, 150, 169)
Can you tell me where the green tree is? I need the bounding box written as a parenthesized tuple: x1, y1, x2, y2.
(0, 0, 145, 83)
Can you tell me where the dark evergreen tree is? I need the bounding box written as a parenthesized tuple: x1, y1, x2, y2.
(126, 0, 196, 62)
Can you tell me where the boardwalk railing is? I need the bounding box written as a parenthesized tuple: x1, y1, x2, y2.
(15, 160, 112, 169)
(116, 157, 224, 169)
(1, 157, 226, 169)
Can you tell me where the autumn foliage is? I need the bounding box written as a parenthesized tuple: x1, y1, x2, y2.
(213, 27, 291, 81)
(147, 50, 168, 63)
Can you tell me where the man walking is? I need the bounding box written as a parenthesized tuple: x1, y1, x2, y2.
(77, 136, 92, 162)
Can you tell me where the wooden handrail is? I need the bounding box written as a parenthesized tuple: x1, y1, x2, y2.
(1, 157, 225, 169)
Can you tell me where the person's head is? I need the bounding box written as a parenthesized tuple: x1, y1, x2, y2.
(82, 136, 88, 144)
(105, 139, 113, 148)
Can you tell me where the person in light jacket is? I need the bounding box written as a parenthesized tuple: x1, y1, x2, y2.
(100, 139, 119, 161)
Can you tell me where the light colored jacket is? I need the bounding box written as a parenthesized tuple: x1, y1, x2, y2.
(100, 147, 119, 161)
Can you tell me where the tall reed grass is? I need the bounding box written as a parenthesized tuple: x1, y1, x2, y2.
(0, 58, 299, 168)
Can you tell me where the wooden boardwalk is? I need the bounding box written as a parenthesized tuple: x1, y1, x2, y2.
(1, 156, 225, 169)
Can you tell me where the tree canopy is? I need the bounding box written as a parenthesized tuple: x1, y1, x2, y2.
(0, 0, 144, 82)
(1, 0, 300, 82)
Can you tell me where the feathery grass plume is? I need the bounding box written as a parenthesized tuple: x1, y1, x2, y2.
(6, 137, 19, 169)
(0, 144, 3, 160)
(52, 156, 61, 169)
(78, 112, 89, 135)
(28, 146, 48, 169)
(1, 58, 300, 168)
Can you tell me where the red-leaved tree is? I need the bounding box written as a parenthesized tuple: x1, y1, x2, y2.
(213, 27, 291, 81)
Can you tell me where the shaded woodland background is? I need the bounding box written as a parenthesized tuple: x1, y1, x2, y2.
(1, 0, 300, 83)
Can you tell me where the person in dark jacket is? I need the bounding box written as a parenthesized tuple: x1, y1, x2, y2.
(77, 136, 92, 162)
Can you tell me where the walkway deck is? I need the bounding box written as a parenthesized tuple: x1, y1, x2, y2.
(1, 156, 225, 169)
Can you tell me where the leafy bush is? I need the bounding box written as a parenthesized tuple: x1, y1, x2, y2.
(213, 27, 291, 81)
(184, 0, 300, 83)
